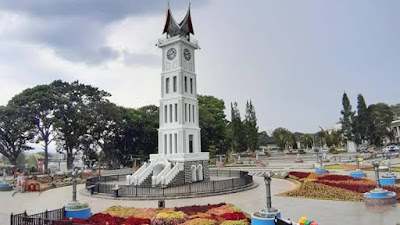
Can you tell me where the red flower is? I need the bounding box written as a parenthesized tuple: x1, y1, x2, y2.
(175, 203, 226, 216)
(289, 172, 310, 179)
(221, 212, 248, 220)
(123, 217, 151, 225)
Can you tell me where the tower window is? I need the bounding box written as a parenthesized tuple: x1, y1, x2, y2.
(189, 104, 191, 122)
(184, 76, 187, 92)
(192, 105, 195, 123)
(164, 134, 167, 154)
(189, 135, 193, 153)
(173, 76, 177, 92)
(166, 78, 170, 94)
(174, 103, 178, 122)
(190, 78, 193, 94)
(169, 134, 172, 154)
(169, 104, 173, 123)
(164, 105, 168, 123)
(174, 133, 178, 153)
(185, 103, 187, 122)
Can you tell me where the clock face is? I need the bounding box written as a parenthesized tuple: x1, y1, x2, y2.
(183, 49, 191, 61)
(167, 48, 177, 60)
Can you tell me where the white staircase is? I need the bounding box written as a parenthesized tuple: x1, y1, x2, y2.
(130, 162, 155, 186)
(164, 162, 184, 186)
(152, 162, 172, 186)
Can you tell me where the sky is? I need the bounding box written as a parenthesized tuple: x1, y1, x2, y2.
(0, 0, 400, 134)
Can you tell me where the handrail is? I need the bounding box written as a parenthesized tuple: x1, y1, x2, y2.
(133, 162, 147, 176)
(136, 163, 154, 186)
(152, 163, 172, 186)
(164, 163, 183, 186)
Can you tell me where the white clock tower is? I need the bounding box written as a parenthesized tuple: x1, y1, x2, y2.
(129, 3, 209, 187)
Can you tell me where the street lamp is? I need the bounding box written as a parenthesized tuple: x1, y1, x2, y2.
(262, 172, 277, 212)
(371, 161, 381, 189)
(72, 167, 79, 202)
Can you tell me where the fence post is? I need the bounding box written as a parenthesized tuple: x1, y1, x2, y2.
(232, 179, 234, 189)
(212, 181, 215, 192)
(45, 209, 48, 219)
(136, 185, 138, 197)
(10, 213, 13, 225)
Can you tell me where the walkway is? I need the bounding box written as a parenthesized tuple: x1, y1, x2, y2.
(1, 177, 399, 225)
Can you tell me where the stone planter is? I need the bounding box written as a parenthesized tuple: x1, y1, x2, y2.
(0, 183, 13, 191)
(349, 170, 364, 178)
(251, 210, 281, 225)
(314, 168, 327, 174)
(380, 175, 396, 186)
(65, 203, 91, 219)
(364, 188, 396, 206)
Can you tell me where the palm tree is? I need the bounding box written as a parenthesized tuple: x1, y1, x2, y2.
(301, 134, 313, 149)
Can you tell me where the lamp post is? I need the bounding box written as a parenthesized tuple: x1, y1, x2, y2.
(72, 167, 79, 202)
(372, 161, 381, 189)
(262, 172, 277, 212)
(355, 154, 360, 170)
(386, 153, 392, 174)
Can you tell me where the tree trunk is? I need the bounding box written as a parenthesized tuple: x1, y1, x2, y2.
(44, 141, 49, 172)
(9, 157, 18, 167)
(67, 150, 74, 170)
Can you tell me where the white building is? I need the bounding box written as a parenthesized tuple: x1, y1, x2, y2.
(128, 5, 209, 187)
(325, 122, 342, 134)
(384, 119, 400, 145)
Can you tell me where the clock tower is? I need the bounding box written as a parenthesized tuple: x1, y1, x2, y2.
(129, 3, 209, 187)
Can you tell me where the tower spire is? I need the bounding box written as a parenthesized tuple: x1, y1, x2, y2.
(162, 1, 194, 39)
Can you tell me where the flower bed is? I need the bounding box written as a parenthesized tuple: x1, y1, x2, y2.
(59, 203, 250, 225)
(283, 171, 400, 202)
(288, 171, 310, 179)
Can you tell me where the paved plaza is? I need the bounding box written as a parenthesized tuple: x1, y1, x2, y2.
(1, 174, 399, 225)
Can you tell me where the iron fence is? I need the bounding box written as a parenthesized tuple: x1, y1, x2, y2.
(86, 169, 253, 198)
(10, 208, 65, 225)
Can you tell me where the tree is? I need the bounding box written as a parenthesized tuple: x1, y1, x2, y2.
(272, 127, 292, 150)
(8, 84, 59, 172)
(230, 102, 246, 152)
(136, 105, 159, 156)
(243, 100, 258, 151)
(390, 104, 400, 120)
(52, 80, 111, 170)
(0, 105, 35, 166)
(340, 92, 355, 141)
(301, 134, 313, 149)
(354, 94, 369, 145)
(367, 103, 394, 147)
(198, 95, 227, 155)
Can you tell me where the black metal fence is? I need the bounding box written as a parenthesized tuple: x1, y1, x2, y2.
(86, 169, 253, 198)
(10, 208, 66, 225)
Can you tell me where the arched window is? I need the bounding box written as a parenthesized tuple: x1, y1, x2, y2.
(191, 165, 197, 182)
(197, 164, 203, 181)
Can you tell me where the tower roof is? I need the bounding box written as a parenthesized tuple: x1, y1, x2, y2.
(163, 3, 194, 39)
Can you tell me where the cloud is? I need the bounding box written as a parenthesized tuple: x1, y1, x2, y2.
(0, 0, 209, 65)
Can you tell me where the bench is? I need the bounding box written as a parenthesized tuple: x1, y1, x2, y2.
(111, 187, 121, 198)
(86, 185, 96, 195)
